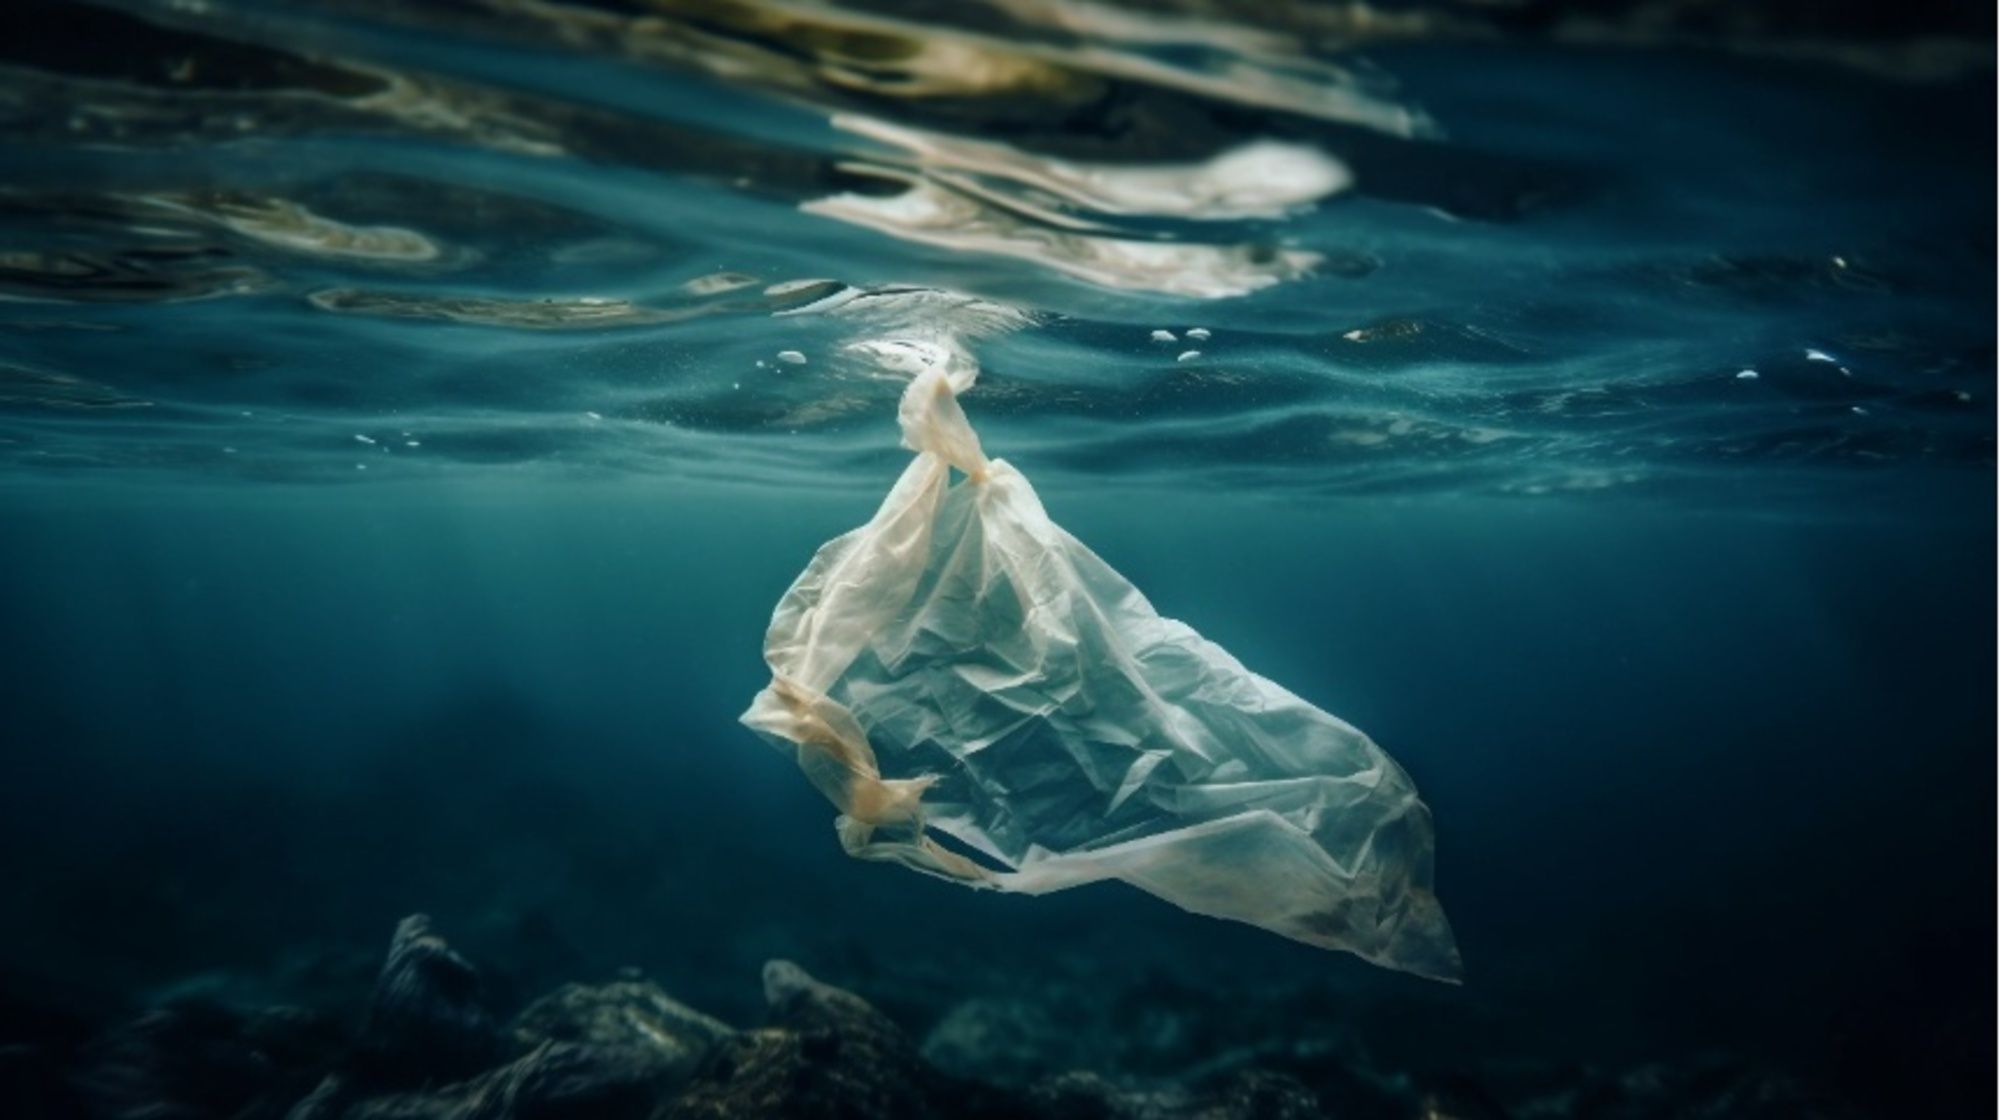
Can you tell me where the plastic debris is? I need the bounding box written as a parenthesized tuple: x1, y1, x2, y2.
(742, 327, 1460, 981)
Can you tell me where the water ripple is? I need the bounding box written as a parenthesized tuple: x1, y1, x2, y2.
(0, 0, 1987, 507)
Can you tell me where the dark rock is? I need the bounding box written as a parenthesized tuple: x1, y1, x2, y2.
(1189, 1071, 1325, 1120)
(1024, 1069, 1323, 1120)
(286, 932, 735, 1120)
(290, 1041, 681, 1120)
(510, 979, 732, 1093)
(351, 915, 500, 1088)
(1413, 1073, 1509, 1120)
(0, 1043, 85, 1120)
(918, 970, 1349, 1090)
(512, 978, 732, 1053)
(1556, 1056, 1859, 1120)
(71, 1001, 342, 1120)
(503, 1041, 679, 1120)
(283, 1075, 349, 1120)
(1026, 1071, 1130, 1120)
(34, 913, 1878, 1120)
(240, 1007, 350, 1079)
(662, 960, 1020, 1120)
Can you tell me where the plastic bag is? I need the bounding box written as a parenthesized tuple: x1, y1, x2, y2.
(742, 351, 1459, 982)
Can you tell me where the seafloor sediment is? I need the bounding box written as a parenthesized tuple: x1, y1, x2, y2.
(0, 913, 1859, 1120)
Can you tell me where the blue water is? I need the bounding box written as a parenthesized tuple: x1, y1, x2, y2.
(0, 2, 1992, 1118)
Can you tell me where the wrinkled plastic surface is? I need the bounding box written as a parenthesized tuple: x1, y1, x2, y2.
(743, 361, 1459, 982)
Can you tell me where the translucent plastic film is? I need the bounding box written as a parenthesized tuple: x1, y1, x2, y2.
(743, 338, 1459, 982)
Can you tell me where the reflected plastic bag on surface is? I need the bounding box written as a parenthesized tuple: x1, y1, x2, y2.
(743, 356, 1459, 982)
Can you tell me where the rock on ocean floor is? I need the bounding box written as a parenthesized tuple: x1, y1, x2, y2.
(4, 915, 1858, 1120)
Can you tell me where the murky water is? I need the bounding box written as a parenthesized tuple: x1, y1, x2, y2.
(0, 3, 1992, 1119)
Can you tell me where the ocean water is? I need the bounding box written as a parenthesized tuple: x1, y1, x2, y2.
(0, 2, 1992, 1118)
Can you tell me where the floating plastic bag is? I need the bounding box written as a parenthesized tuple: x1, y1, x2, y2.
(743, 344, 1459, 982)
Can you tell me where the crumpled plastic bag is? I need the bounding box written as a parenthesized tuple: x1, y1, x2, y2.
(743, 354, 1459, 982)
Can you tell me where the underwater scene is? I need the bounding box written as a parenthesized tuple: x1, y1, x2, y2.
(0, 2, 1993, 1118)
